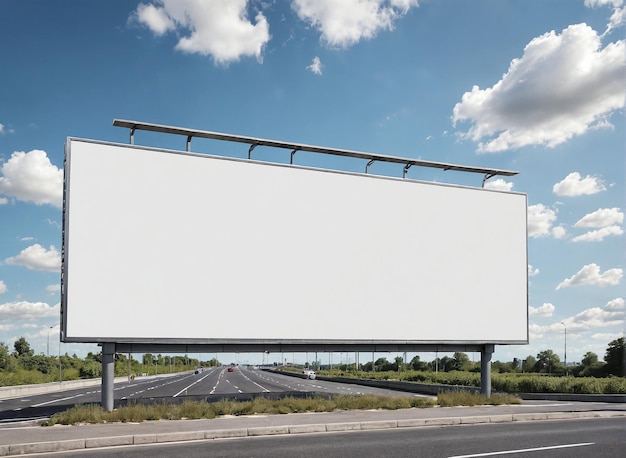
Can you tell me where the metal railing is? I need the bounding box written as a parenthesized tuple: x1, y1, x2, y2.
(113, 119, 518, 185)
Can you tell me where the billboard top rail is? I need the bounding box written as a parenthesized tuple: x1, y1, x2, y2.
(112, 119, 518, 183)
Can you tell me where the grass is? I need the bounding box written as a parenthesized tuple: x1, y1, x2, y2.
(41, 392, 520, 426)
(437, 391, 521, 407)
(315, 370, 626, 394)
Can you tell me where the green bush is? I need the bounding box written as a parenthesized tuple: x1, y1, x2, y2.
(43, 394, 436, 425)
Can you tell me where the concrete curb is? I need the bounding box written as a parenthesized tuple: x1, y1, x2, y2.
(2, 411, 625, 456)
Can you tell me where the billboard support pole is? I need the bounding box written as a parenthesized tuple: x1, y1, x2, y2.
(102, 343, 116, 412)
(480, 344, 494, 398)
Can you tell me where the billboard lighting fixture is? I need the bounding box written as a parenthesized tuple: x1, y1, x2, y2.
(112, 119, 518, 187)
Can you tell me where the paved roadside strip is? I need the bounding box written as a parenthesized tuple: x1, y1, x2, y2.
(1, 403, 625, 456)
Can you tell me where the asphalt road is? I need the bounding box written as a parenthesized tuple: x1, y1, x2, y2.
(25, 417, 626, 457)
(0, 367, 425, 423)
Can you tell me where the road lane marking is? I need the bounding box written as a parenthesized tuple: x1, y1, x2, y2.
(173, 372, 212, 397)
(31, 393, 85, 408)
(448, 442, 594, 457)
(239, 369, 271, 392)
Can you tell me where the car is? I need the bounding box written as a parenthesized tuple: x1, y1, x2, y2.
(302, 369, 316, 380)
(227, 367, 234, 372)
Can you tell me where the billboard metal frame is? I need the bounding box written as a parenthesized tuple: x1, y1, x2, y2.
(62, 120, 527, 408)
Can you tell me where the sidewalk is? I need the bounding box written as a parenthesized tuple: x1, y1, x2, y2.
(1, 401, 625, 456)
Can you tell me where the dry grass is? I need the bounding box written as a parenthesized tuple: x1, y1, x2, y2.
(42, 395, 436, 426)
(42, 391, 520, 426)
(437, 391, 521, 407)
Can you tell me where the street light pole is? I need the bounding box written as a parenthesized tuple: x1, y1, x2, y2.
(47, 326, 52, 358)
(560, 322, 567, 376)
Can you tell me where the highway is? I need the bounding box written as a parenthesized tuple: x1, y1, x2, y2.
(26, 417, 626, 457)
(0, 366, 424, 423)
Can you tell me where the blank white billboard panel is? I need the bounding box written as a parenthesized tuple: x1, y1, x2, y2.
(62, 139, 528, 344)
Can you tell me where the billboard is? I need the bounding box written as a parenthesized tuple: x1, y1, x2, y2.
(62, 138, 528, 345)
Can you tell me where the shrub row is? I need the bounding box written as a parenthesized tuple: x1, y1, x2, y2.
(44, 394, 436, 425)
(317, 370, 626, 394)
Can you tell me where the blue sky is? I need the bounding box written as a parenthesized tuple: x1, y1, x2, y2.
(0, 0, 623, 366)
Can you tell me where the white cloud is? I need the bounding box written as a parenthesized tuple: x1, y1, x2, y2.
(571, 205, 623, 243)
(607, 7, 626, 33)
(0, 280, 6, 295)
(5, 244, 61, 273)
(483, 178, 513, 191)
(306, 56, 323, 75)
(532, 299, 624, 340)
(605, 297, 624, 310)
(571, 225, 623, 242)
(135, 3, 175, 35)
(529, 302, 555, 317)
(560, 306, 624, 332)
(0, 197, 7, 205)
(527, 204, 558, 238)
(452, 24, 625, 152)
(551, 225, 567, 239)
(0, 123, 4, 134)
(292, 0, 417, 48)
(0, 301, 59, 320)
(0, 150, 63, 208)
(574, 207, 623, 227)
(585, 0, 626, 35)
(585, 0, 623, 7)
(553, 172, 606, 196)
(46, 284, 61, 296)
(591, 332, 625, 342)
(529, 323, 544, 340)
(556, 263, 623, 289)
(133, 0, 270, 65)
(528, 265, 540, 277)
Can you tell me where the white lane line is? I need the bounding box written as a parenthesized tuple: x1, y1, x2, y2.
(173, 372, 212, 398)
(239, 369, 271, 392)
(31, 393, 85, 408)
(448, 442, 594, 457)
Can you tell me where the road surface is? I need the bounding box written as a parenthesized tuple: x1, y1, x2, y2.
(25, 417, 626, 457)
(0, 366, 425, 423)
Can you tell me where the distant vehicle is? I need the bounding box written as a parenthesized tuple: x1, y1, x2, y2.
(227, 367, 235, 372)
(302, 369, 316, 380)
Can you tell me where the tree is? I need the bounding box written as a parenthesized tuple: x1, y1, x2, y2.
(582, 351, 598, 366)
(438, 356, 453, 372)
(13, 337, 34, 358)
(573, 351, 604, 377)
(409, 355, 428, 371)
(450, 352, 471, 371)
(522, 355, 536, 372)
(79, 360, 102, 378)
(604, 337, 625, 377)
(372, 357, 393, 371)
(0, 342, 12, 371)
(534, 350, 561, 374)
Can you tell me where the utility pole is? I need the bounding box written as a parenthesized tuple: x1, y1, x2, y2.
(561, 322, 567, 376)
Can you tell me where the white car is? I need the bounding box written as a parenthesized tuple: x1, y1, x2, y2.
(302, 369, 316, 380)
